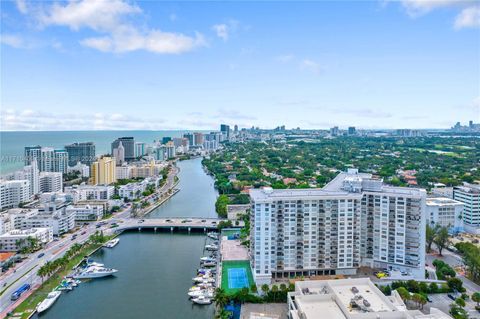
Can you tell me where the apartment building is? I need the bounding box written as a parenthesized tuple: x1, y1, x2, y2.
(249, 169, 426, 285)
(0, 228, 53, 252)
(90, 156, 116, 185)
(426, 197, 464, 232)
(39, 172, 63, 193)
(453, 183, 480, 234)
(0, 180, 30, 210)
(64, 185, 115, 202)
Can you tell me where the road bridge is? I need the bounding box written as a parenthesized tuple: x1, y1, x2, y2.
(113, 217, 226, 233)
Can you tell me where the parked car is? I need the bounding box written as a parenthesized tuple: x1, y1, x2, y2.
(448, 294, 456, 301)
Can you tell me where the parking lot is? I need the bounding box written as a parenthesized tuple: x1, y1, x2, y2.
(427, 293, 480, 319)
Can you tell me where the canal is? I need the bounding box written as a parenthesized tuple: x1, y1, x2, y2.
(37, 158, 217, 318)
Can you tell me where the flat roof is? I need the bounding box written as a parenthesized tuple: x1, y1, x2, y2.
(296, 297, 346, 319)
(426, 197, 463, 206)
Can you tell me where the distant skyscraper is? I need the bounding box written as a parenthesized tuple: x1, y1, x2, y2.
(135, 142, 146, 158)
(111, 137, 135, 161)
(65, 142, 95, 166)
(90, 156, 116, 185)
(220, 124, 230, 139)
(194, 132, 204, 146)
(24, 146, 68, 174)
(112, 141, 125, 165)
(183, 133, 195, 146)
(234, 125, 238, 133)
(348, 126, 356, 135)
(330, 126, 339, 136)
(162, 137, 172, 144)
(14, 160, 39, 198)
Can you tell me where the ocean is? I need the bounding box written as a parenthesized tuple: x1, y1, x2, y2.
(0, 130, 189, 174)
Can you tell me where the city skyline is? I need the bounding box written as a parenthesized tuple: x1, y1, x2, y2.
(1, 0, 479, 131)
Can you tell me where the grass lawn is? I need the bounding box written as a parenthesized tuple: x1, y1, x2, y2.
(221, 260, 254, 295)
(12, 242, 104, 319)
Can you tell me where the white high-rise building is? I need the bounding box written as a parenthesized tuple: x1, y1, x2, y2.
(249, 169, 426, 285)
(0, 180, 31, 210)
(24, 146, 68, 173)
(39, 172, 63, 193)
(14, 160, 39, 198)
(454, 183, 480, 234)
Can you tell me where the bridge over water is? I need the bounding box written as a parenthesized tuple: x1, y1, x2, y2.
(113, 217, 226, 233)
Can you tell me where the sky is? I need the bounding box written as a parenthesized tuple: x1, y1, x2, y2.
(1, 0, 479, 131)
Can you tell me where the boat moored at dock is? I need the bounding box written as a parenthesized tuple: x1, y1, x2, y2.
(103, 238, 120, 248)
(36, 291, 62, 314)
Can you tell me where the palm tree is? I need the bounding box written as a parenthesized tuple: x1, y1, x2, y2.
(261, 284, 270, 296)
(280, 283, 287, 293)
(215, 309, 232, 319)
(250, 283, 258, 294)
(213, 288, 228, 310)
(271, 285, 279, 302)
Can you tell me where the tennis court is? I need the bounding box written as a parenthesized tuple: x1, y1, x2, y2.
(221, 260, 255, 295)
(228, 268, 249, 289)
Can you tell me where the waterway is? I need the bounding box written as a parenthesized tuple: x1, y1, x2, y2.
(35, 158, 217, 319)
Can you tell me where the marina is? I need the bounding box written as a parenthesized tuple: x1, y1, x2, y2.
(32, 158, 216, 319)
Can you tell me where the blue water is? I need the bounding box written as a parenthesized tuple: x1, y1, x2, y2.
(0, 130, 191, 174)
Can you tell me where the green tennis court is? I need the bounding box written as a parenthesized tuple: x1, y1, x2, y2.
(221, 260, 255, 295)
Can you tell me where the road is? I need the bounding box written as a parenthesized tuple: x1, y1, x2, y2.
(0, 165, 178, 315)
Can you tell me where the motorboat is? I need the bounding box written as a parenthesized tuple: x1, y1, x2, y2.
(205, 244, 218, 251)
(192, 295, 212, 305)
(207, 232, 218, 240)
(200, 256, 215, 262)
(188, 289, 214, 298)
(36, 291, 62, 313)
(103, 238, 120, 248)
(74, 266, 118, 279)
(201, 261, 216, 267)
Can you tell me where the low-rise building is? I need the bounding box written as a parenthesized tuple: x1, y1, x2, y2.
(116, 165, 133, 180)
(288, 278, 450, 319)
(67, 162, 90, 178)
(66, 204, 104, 221)
(64, 185, 115, 202)
(426, 197, 464, 232)
(0, 228, 53, 252)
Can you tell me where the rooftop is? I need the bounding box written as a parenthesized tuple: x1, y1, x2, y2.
(426, 197, 464, 206)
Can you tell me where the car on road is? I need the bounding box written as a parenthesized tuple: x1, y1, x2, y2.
(201, 219, 206, 223)
(448, 294, 456, 301)
(166, 219, 172, 223)
(81, 231, 86, 235)
(211, 221, 217, 225)
(37, 253, 45, 258)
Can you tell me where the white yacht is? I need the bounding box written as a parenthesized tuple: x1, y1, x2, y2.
(36, 291, 61, 313)
(103, 238, 120, 248)
(74, 266, 118, 279)
(205, 244, 218, 251)
(200, 256, 215, 262)
(207, 232, 218, 240)
(201, 261, 216, 267)
(188, 289, 214, 298)
(192, 295, 212, 305)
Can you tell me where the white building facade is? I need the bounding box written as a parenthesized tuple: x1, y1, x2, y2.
(249, 169, 427, 285)
(0, 228, 53, 251)
(0, 180, 30, 210)
(454, 183, 480, 234)
(39, 172, 63, 193)
(426, 197, 464, 232)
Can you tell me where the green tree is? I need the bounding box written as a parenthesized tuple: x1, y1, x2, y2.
(213, 288, 228, 310)
(426, 224, 438, 253)
(271, 285, 279, 302)
(250, 284, 258, 294)
(434, 227, 450, 256)
(412, 293, 427, 309)
(397, 287, 411, 301)
(472, 292, 480, 307)
(450, 303, 468, 319)
(261, 284, 270, 296)
(447, 277, 464, 293)
(455, 298, 466, 307)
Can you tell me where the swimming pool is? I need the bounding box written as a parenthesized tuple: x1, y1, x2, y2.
(227, 268, 249, 289)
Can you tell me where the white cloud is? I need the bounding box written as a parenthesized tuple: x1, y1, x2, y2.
(20, 0, 205, 54)
(15, 0, 28, 14)
(454, 6, 480, 29)
(39, 0, 141, 32)
(399, 0, 479, 29)
(0, 34, 26, 48)
(300, 59, 321, 74)
(212, 24, 229, 41)
(0, 109, 167, 131)
(211, 20, 240, 41)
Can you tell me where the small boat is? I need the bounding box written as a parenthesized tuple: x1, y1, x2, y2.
(189, 286, 203, 292)
(205, 244, 218, 251)
(193, 276, 215, 283)
(36, 291, 62, 313)
(192, 295, 212, 305)
(188, 289, 214, 298)
(200, 256, 215, 262)
(207, 232, 218, 240)
(197, 282, 213, 289)
(103, 238, 120, 248)
(202, 261, 216, 267)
